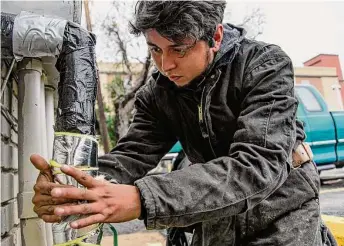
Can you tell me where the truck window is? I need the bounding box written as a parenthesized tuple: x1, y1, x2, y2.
(296, 87, 322, 112)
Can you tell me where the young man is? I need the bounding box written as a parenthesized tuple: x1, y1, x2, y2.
(31, 1, 336, 245)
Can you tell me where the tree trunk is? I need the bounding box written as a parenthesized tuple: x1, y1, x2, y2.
(84, 0, 111, 152)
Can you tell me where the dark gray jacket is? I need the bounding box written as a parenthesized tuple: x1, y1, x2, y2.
(99, 24, 334, 245)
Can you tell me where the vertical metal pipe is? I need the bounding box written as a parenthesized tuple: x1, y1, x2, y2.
(17, 58, 47, 246)
(44, 84, 55, 246)
(40, 77, 53, 246)
(45, 85, 55, 162)
(40, 77, 48, 158)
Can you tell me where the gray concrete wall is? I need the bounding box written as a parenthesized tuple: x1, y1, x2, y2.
(1, 60, 21, 245)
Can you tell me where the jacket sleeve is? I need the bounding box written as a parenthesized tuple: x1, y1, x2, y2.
(134, 45, 299, 229)
(97, 83, 177, 185)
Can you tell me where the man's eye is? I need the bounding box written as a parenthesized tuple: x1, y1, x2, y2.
(173, 48, 187, 57)
(149, 47, 161, 54)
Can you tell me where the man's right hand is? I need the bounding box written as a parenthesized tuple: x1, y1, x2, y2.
(30, 154, 73, 223)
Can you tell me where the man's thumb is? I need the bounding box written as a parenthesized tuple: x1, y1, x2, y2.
(30, 154, 51, 175)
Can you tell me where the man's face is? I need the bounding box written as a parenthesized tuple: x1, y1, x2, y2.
(145, 29, 212, 87)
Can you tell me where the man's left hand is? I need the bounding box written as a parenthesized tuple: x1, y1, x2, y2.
(51, 165, 142, 229)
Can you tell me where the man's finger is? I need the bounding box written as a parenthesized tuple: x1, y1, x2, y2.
(51, 187, 98, 201)
(32, 194, 73, 206)
(34, 182, 74, 196)
(41, 214, 62, 223)
(34, 203, 77, 217)
(70, 214, 105, 229)
(30, 154, 53, 182)
(54, 202, 99, 216)
(34, 204, 56, 216)
(60, 165, 100, 188)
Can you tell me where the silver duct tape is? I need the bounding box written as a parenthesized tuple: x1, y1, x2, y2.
(52, 134, 98, 169)
(51, 133, 101, 245)
(12, 11, 67, 61)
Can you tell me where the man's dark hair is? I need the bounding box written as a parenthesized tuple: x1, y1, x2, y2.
(129, 1, 227, 44)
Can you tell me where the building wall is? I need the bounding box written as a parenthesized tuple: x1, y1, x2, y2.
(321, 77, 343, 111)
(304, 54, 343, 81)
(1, 61, 21, 246)
(295, 77, 324, 95)
(303, 54, 344, 106)
(294, 66, 343, 111)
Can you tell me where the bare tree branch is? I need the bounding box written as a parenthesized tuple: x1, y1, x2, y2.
(237, 7, 266, 40)
(120, 51, 151, 107)
(107, 24, 133, 77)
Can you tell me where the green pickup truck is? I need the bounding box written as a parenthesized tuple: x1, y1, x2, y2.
(296, 84, 344, 171)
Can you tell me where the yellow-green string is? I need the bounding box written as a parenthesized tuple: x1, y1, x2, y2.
(49, 160, 99, 175)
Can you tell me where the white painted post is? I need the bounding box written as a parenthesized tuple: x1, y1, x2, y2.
(17, 58, 47, 246)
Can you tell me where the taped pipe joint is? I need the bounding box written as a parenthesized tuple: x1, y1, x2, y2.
(1, 11, 104, 245)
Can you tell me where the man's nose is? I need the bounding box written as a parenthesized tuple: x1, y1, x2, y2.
(162, 53, 177, 73)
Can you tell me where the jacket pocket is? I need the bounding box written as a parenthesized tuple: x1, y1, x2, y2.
(295, 161, 320, 197)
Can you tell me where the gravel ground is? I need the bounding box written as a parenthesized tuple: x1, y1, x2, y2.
(103, 220, 145, 236)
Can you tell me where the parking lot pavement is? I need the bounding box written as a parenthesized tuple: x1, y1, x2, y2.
(101, 231, 166, 246)
(320, 168, 344, 217)
(320, 169, 344, 246)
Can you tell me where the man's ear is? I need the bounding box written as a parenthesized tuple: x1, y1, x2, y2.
(211, 24, 224, 52)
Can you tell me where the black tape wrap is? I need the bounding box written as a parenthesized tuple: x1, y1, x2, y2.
(55, 21, 98, 136)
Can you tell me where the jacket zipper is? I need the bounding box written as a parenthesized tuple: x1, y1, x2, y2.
(198, 70, 222, 159)
(198, 86, 217, 158)
(198, 105, 203, 122)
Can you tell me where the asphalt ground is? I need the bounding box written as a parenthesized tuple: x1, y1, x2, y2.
(320, 168, 344, 245)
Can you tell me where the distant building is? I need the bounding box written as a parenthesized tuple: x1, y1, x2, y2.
(294, 54, 344, 111)
(97, 62, 145, 111)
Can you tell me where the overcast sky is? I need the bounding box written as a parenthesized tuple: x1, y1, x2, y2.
(86, 1, 344, 71)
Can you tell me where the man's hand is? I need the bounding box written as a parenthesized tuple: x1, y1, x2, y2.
(51, 165, 142, 229)
(31, 154, 74, 223)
